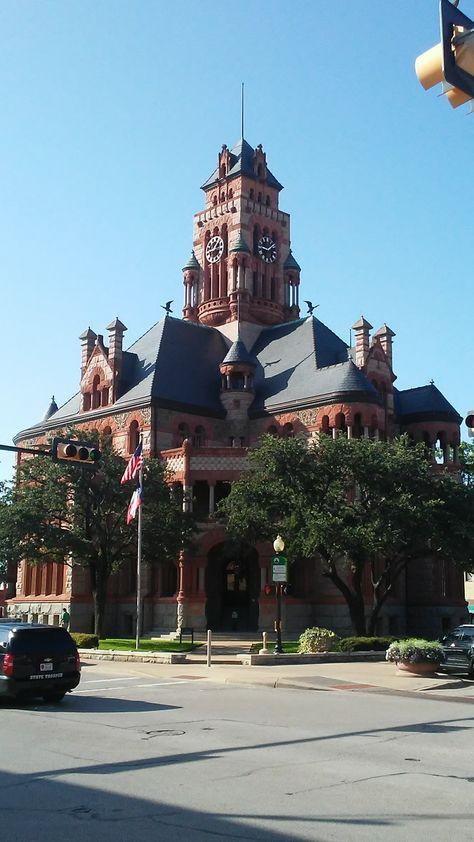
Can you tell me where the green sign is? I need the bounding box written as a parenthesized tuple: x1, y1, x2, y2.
(272, 554, 288, 583)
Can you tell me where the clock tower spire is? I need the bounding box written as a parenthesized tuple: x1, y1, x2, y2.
(182, 139, 301, 328)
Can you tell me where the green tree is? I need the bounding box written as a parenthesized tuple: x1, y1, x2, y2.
(220, 434, 474, 635)
(0, 433, 195, 637)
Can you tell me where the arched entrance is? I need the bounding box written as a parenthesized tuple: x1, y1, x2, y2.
(205, 541, 259, 631)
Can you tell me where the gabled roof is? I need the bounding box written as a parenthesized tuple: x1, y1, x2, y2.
(201, 139, 283, 191)
(394, 384, 461, 424)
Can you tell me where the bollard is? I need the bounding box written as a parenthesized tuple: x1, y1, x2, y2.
(259, 630, 269, 655)
(207, 628, 212, 667)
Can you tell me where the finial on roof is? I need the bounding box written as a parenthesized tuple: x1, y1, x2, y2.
(430, 378, 434, 385)
(43, 395, 58, 421)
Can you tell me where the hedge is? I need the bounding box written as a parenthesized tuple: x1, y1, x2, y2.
(338, 636, 403, 652)
(70, 633, 99, 649)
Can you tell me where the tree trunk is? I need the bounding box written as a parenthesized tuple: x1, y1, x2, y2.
(89, 564, 108, 639)
(324, 560, 367, 635)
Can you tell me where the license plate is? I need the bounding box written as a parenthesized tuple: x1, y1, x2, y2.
(40, 662, 53, 672)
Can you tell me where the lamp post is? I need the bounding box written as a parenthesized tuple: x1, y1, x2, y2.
(273, 534, 286, 655)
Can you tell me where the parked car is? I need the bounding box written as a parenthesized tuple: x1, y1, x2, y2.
(0, 623, 81, 702)
(441, 625, 474, 678)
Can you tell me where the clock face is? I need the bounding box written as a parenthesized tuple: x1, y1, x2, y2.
(205, 235, 224, 264)
(258, 235, 277, 263)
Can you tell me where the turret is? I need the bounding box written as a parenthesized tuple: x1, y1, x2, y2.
(219, 340, 257, 431)
(182, 251, 200, 322)
(283, 250, 301, 318)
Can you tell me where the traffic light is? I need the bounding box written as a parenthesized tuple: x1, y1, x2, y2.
(51, 437, 101, 466)
(415, 0, 474, 109)
(466, 413, 474, 438)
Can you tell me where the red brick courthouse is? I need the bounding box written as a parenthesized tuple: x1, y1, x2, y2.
(9, 138, 466, 638)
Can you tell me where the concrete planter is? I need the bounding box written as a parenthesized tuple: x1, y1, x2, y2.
(396, 660, 441, 675)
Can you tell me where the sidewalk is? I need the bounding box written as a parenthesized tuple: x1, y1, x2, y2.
(79, 645, 474, 701)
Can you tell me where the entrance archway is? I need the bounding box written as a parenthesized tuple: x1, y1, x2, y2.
(205, 541, 259, 631)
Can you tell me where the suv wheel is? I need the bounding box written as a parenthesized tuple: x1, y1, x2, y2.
(467, 661, 474, 680)
(43, 692, 66, 703)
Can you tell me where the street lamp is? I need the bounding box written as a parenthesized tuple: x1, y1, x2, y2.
(273, 535, 285, 654)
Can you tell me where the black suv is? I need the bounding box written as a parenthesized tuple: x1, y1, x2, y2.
(0, 623, 81, 702)
(441, 625, 474, 678)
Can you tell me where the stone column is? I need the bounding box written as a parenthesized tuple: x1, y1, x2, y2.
(346, 425, 352, 439)
(364, 426, 370, 438)
(209, 484, 215, 516)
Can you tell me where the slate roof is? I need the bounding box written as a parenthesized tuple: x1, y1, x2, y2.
(16, 315, 460, 440)
(394, 384, 462, 424)
(249, 317, 377, 414)
(222, 339, 257, 367)
(201, 139, 283, 191)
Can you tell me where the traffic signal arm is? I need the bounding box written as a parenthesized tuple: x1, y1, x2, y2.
(51, 438, 101, 465)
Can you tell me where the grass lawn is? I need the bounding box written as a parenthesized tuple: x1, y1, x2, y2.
(99, 638, 204, 653)
(250, 640, 301, 654)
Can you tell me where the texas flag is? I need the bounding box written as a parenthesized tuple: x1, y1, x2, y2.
(126, 485, 143, 525)
(121, 442, 143, 484)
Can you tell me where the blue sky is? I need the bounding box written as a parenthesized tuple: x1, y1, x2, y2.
(1, 1, 472, 481)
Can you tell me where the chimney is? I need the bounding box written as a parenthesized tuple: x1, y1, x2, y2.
(351, 316, 372, 369)
(106, 317, 127, 401)
(79, 327, 97, 377)
(373, 324, 395, 369)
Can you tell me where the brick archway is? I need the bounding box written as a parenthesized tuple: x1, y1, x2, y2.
(205, 541, 259, 632)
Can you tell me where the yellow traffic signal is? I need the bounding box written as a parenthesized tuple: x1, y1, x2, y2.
(415, 0, 474, 110)
(52, 437, 101, 466)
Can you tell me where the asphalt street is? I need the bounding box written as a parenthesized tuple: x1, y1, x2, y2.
(1, 659, 474, 841)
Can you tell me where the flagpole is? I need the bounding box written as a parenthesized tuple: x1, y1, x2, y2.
(135, 459, 143, 650)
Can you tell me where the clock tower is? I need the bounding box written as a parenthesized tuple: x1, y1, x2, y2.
(182, 139, 301, 328)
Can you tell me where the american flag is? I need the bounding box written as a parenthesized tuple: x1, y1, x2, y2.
(120, 443, 143, 485)
(126, 485, 143, 524)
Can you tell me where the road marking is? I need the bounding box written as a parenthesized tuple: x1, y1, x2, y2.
(74, 680, 196, 694)
(81, 677, 139, 684)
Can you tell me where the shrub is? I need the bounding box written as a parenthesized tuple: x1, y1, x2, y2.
(339, 636, 403, 653)
(70, 633, 99, 649)
(298, 627, 340, 654)
(385, 638, 444, 664)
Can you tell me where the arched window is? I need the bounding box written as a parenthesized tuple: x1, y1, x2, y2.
(257, 163, 263, 177)
(92, 375, 101, 409)
(83, 393, 91, 412)
(213, 195, 217, 206)
(282, 422, 294, 438)
(266, 195, 270, 206)
(102, 426, 112, 442)
(228, 188, 233, 198)
(101, 387, 109, 407)
(177, 423, 190, 446)
(257, 192, 262, 203)
(128, 420, 140, 454)
(335, 412, 346, 435)
(267, 425, 279, 437)
(353, 413, 363, 439)
(321, 415, 330, 436)
(249, 188, 254, 200)
(220, 164, 226, 178)
(193, 425, 205, 448)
